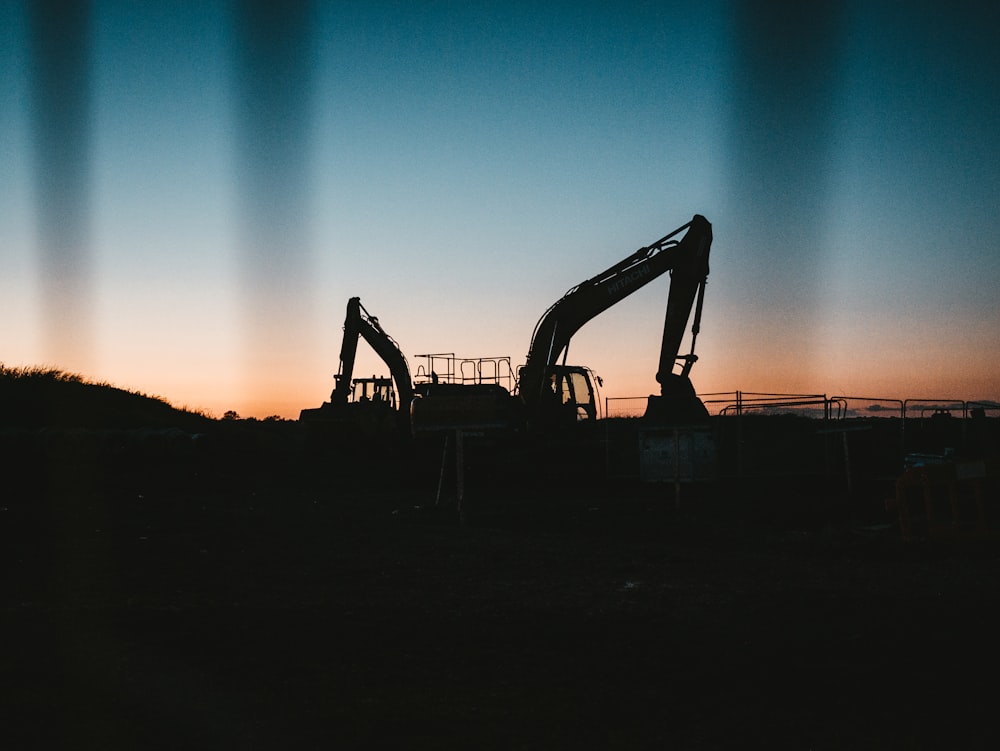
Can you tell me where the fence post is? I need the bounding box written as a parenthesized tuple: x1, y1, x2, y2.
(455, 429, 465, 522)
(673, 428, 681, 509)
(736, 391, 744, 478)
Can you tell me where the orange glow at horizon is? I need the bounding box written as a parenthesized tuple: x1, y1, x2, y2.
(5, 324, 996, 422)
(7, 4, 1000, 423)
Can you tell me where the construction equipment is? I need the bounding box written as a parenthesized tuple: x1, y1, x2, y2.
(517, 214, 713, 431)
(299, 297, 414, 439)
(410, 354, 521, 435)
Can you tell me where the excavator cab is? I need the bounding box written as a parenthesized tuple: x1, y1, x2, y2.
(550, 366, 597, 422)
(348, 376, 396, 409)
(528, 364, 599, 430)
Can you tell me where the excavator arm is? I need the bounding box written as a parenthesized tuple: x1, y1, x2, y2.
(519, 214, 712, 425)
(331, 297, 414, 411)
(301, 297, 414, 436)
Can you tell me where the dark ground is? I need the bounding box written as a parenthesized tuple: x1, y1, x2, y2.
(4, 434, 1000, 750)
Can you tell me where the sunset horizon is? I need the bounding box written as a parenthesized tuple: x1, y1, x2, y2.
(4, 1, 998, 420)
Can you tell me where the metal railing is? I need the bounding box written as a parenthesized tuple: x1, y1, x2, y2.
(707, 391, 832, 418)
(413, 353, 516, 391)
(604, 396, 648, 418)
(606, 392, 1000, 421)
(605, 392, 838, 419)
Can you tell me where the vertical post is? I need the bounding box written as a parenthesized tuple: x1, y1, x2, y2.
(961, 401, 968, 452)
(842, 430, 853, 496)
(737, 393, 744, 479)
(901, 401, 908, 459)
(435, 433, 450, 506)
(604, 420, 610, 478)
(674, 428, 681, 510)
(455, 429, 465, 522)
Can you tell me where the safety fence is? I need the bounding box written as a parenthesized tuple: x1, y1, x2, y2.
(603, 392, 1000, 484)
(605, 392, 1000, 421)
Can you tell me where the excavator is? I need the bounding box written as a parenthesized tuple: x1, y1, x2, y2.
(299, 296, 414, 439)
(413, 214, 715, 499)
(517, 214, 713, 431)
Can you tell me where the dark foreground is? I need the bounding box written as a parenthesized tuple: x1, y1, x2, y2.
(4, 447, 1000, 750)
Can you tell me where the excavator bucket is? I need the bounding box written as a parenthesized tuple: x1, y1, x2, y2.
(644, 374, 709, 424)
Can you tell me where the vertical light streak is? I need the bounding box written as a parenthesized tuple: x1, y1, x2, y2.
(724, 0, 845, 387)
(28, 0, 94, 370)
(233, 0, 316, 410)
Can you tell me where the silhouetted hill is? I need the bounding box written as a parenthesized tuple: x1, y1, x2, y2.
(0, 365, 213, 431)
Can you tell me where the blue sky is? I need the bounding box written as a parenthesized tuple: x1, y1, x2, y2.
(2, 1, 998, 417)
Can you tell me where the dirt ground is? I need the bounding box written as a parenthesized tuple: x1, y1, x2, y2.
(4, 452, 1000, 750)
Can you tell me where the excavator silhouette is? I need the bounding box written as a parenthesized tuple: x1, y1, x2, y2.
(517, 214, 712, 430)
(304, 214, 712, 448)
(299, 296, 414, 439)
(301, 296, 520, 442)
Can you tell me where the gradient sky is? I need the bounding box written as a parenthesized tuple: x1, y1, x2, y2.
(3, 0, 999, 418)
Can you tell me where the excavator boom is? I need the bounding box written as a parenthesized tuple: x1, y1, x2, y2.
(519, 214, 712, 426)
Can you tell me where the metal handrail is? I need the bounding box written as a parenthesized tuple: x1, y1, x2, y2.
(414, 353, 516, 390)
